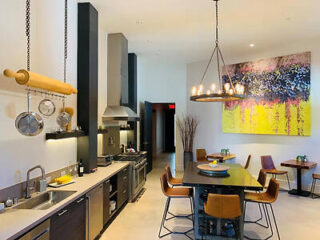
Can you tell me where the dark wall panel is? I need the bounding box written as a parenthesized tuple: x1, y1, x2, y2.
(77, 3, 98, 173)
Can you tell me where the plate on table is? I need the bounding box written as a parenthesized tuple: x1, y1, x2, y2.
(197, 164, 230, 177)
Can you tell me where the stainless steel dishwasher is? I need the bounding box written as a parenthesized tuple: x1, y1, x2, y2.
(86, 184, 103, 240)
(17, 219, 50, 240)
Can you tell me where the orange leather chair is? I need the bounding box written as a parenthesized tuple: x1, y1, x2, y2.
(261, 155, 290, 190)
(203, 194, 241, 239)
(158, 171, 194, 239)
(245, 170, 267, 227)
(244, 178, 280, 240)
(165, 165, 182, 187)
(196, 149, 208, 162)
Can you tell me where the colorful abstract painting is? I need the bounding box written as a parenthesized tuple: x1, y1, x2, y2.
(222, 52, 311, 136)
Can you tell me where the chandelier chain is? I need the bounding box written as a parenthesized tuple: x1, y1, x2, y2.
(25, 0, 31, 71)
(64, 0, 68, 84)
(215, 0, 219, 45)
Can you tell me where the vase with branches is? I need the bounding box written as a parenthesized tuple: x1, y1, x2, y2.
(177, 115, 199, 168)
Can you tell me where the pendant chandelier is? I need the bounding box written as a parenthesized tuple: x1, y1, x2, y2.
(190, 0, 245, 102)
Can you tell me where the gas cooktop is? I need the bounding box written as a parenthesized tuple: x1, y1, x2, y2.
(113, 151, 147, 162)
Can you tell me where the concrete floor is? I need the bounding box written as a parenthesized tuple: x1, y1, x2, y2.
(101, 153, 320, 240)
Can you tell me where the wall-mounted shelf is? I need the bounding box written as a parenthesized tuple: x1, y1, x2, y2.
(98, 129, 109, 134)
(120, 127, 134, 131)
(46, 130, 86, 140)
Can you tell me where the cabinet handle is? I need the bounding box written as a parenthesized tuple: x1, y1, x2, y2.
(123, 190, 127, 194)
(77, 197, 84, 203)
(58, 209, 68, 216)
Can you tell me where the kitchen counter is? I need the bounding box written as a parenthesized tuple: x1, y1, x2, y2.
(0, 162, 130, 240)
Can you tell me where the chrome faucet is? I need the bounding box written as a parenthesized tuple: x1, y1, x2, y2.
(25, 165, 46, 199)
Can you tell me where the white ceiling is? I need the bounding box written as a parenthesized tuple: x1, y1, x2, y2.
(82, 0, 320, 63)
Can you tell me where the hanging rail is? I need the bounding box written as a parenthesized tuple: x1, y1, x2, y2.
(3, 68, 77, 95)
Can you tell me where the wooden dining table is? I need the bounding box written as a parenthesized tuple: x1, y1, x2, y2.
(281, 160, 317, 197)
(183, 162, 262, 240)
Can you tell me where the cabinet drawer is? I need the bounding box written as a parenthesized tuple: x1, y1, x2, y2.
(117, 167, 129, 191)
(117, 186, 129, 207)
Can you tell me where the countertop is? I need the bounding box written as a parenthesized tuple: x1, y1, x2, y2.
(0, 162, 130, 240)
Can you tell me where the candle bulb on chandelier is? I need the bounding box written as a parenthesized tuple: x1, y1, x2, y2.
(191, 86, 197, 96)
(207, 90, 211, 95)
(211, 83, 216, 92)
(224, 83, 230, 92)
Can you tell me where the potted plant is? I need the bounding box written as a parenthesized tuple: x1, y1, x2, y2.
(177, 115, 199, 169)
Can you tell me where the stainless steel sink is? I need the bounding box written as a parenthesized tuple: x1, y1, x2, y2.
(15, 190, 76, 210)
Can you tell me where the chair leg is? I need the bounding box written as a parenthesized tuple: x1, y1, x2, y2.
(159, 197, 194, 239)
(311, 179, 315, 198)
(269, 204, 280, 240)
(189, 197, 194, 226)
(286, 173, 291, 190)
(158, 197, 171, 238)
(244, 201, 268, 228)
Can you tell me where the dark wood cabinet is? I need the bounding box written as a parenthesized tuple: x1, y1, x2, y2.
(50, 196, 86, 240)
(103, 180, 111, 225)
(117, 166, 129, 207)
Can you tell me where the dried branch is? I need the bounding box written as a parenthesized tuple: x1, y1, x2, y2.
(177, 115, 199, 152)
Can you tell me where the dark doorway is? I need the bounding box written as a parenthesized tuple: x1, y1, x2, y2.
(141, 102, 176, 173)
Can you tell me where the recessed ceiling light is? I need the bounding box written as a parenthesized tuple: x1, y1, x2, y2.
(249, 43, 255, 48)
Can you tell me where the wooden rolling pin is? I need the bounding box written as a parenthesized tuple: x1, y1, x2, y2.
(3, 69, 77, 95)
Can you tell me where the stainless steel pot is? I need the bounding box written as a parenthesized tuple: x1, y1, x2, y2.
(56, 99, 70, 128)
(15, 92, 44, 136)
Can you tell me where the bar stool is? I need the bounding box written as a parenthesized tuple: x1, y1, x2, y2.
(261, 155, 290, 190)
(311, 173, 320, 198)
(165, 165, 183, 187)
(158, 171, 194, 239)
(245, 170, 267, 227)
(244, 178, 280, 240)
(202, 194, 242, 239)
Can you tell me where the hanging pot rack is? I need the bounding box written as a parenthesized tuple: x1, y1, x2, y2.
(2, 0, 77, 98)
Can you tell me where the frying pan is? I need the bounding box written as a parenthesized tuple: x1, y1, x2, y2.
(15, 92, 44, 136)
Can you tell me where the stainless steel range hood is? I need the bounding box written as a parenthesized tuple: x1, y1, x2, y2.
(102, 33, 140, 122)
(102, 106, 140, 121)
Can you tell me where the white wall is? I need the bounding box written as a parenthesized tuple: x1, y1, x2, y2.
(0, 0, 78, 189)
(137, 56, 187, 170)
(187, 39, 320, 189)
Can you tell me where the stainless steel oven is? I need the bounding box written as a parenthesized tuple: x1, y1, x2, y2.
(132, 157, 147, 200)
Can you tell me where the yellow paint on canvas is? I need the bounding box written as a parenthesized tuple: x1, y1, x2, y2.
(222, 99, 311, 136)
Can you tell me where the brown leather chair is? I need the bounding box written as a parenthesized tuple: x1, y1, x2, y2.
(203, 194, 241, 239)
(165, 165, 182, 187)
(196, 149, 208, 162)
(257, 169, 267, 188)
(311, 173, 320, 198)
(244, 170, 267, 227)
(261, 155, 290, 190)
(244, 155, 251, 169)
(244, 178, 280, 240)
(158, 171, 194, 239)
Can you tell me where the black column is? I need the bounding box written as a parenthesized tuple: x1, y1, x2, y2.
(128, 53, 138, 149)
(77, 3, 98, 173)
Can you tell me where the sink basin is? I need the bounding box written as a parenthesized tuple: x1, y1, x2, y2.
(15, 190, 76, 210)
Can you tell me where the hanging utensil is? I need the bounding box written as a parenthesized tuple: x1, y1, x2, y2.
(15, 92, 44, 136)
(56, 99, 71, 129)
(38, 98, 56, 116)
